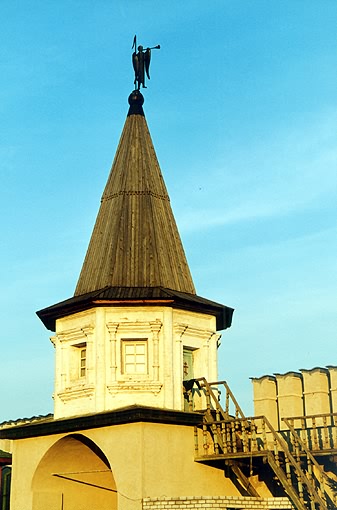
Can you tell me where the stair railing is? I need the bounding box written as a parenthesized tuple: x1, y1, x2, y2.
(196, 412, 327, 510)
(283, 416, 336, 509)
(282, 413, 337, 453)
(186, 377, 246, 420)
(189, 379, 331, 509)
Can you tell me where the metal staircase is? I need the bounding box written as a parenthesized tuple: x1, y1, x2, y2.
(184, 378, 337, 510)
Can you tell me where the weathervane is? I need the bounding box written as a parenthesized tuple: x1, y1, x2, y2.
(132, 35, 160, 90)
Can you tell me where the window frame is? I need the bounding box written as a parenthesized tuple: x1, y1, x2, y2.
(79, 346, 87, 378)
(69, 342, 87, 381)
(121, 338, 148, 376)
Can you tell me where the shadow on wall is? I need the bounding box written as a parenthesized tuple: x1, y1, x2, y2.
(32, 434, 117, 510)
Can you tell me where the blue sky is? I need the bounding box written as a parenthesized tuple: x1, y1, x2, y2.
(1, 0, 336, 421)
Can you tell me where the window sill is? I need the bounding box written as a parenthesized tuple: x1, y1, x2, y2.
(107, 381, 162, 396)
(57, 384, 95, 402)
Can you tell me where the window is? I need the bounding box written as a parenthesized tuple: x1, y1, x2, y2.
(80, 347, 86, 378)
(122, 340, 147, 375)
(69, 343, 87, 382)
(183, 348, 194, 380)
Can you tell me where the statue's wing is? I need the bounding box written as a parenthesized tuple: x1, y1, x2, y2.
(132, 52, 139, 75)
(144, 48, 151, 79)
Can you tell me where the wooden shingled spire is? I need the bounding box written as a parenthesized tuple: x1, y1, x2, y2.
(74, 91, 196, 296)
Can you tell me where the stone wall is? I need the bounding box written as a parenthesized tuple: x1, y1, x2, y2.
(143, 496, 294, 510)
(252, 366, 337, 430)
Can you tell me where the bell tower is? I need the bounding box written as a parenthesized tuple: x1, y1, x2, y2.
(37, 90, 233, 419)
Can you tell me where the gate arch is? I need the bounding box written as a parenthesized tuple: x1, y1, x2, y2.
(32, 434, 117, 510)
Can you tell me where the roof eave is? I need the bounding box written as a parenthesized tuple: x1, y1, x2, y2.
(37, 287, 234, 332)
(0, 406, 203, 440)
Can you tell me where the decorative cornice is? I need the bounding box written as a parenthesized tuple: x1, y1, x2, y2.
(109, 320, 161, 335)
(56, 325, 94, 343)
(174, 323, 215, 342)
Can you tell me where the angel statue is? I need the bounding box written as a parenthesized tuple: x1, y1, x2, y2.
(132, 35, 160, 90)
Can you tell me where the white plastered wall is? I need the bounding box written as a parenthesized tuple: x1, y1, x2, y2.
(10, 422, 241, 510)
(52, 306, 220, 419)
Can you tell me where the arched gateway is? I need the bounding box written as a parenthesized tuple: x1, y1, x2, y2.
(32, 434, 117, 510)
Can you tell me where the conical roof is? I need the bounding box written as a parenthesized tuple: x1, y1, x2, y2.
(37, 90, 234, 332)
(74, 91, 195, 296)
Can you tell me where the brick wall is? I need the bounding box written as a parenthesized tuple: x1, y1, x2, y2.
(143, 496, 294, 510)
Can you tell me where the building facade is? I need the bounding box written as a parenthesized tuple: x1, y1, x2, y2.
(0, 90, 336, 510)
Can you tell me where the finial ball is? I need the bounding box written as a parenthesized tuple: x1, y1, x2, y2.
(128, 90, 145, 107)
